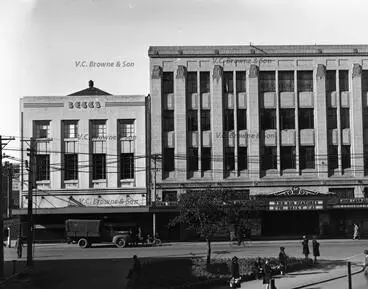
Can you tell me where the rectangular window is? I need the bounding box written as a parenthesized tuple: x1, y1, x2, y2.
(200, 72, 210, 93)
(300, 146, 315, 169)
(365, 145, 368, 173)
(278, 71, 294, 92)
(35, 121, 51, 139)
(236, 71, 246, 92)
(364, 108, 368, 128)
(342, 145, 351, 169)
(237, 109, 247, 131)
(238, 147, 248, 171)
(64, 154, 78, 180)
(187, 110, 198, 131)
(262, 147, 277, 170)
(223, 71, 234, 93)
(341, 108, 350, 129)
(259, 71, 275, 92)
(299, 108, 314, 129)
(188, 148, 199, 171)
(163, 110, 174, 131)
(297, 71, 313, 92)
(162, 191, 178, 202)
(363, 70, 368, 92)
(329, 188, 354, 199)
(339, 70, 349, 92)
(201, 147, 211, 171)
(328, 145, 338, 170)
(327, 109, 337, 129)
(281, 146, 296, 170)
(163, 148, 175, 172)
(187, 72, 197, 94)
(261, 109, 276, 130)
(63, 121, 78, 139)
(326, 70, 336, 92)
(91, 120, 106, 138)
(224, 109, 234, 131)
(201, 110, 211, 131)
(92, 153, 106, 180)
(36, 154, 50, 181)
(119, 119, 135, 138)
(163, 72, 174, 94)
(120, 153, 134, 179)
(225, 147, 235, 171)
(280, 109, 295, 129)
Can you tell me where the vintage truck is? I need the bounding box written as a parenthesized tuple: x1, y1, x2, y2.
(65, 219, 132, 248)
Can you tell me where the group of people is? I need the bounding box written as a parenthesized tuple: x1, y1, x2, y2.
(302, 235, 320, 264)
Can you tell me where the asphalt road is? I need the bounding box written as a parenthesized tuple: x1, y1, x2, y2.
(305, 271, 368, 289)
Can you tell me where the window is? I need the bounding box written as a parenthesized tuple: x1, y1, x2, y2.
(163, 72, 174, 94)
(237, 109, 247, 130)
(91, 120, 106, 138)
(328, 145, 338, 170)
(297, 71, 313, 92)
(262, 147, 277, 170)
(281, 147, 296, 170)
(224, 109, 234, 131)
(299, 109, 314, 129)
(342, 145, 351, 169)
(259, 71, 275, 92)
(120, 153, 134, 179)
(187, 72, 197, 94)
(278, 71, 294, 92)
(92, 154, 106, 180)
(329, 188, 354, 199)
(163, 148, 175, 172)
(201, 147, 211, 171)
(365, 145, 368, 173)
(300, 146, 315, 169)
(363, 70, 368, 92)
(236, 71, 246, 92)
(223, 72, 234, 93)
(63, 121, 78, 139)
(119, 119, 135, 138)
(162, 191, 178, 202)
(187, 110, 198, 131)
(327, 109, 337, 129)
(35, 121, 51, 139)
(280, 109, 295, 129)
(364, 109, 368, 128)
(163, 110, 174, 131)
(339, 70, 349, 92)
(326, 70, 336, 92)
(225, 147, 235, 171)
(201, 110, 211, 131)
(64, 154, 78, 180)
(36, 154, 50, 181)
(200, 72, 210, 93)
(188, 148, 198, 171)
(261, 109, 276, 130)
(238, 147, 248, 171)
(341, 108, 350, 129)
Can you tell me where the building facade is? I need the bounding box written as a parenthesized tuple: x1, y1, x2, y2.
(149, 45, 368, 239)
(17, 81, 150, 240)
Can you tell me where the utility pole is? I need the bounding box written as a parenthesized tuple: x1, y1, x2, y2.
(26, 137, 35, 267)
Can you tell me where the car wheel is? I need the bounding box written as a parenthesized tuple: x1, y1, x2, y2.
(78, 238, 88, 248)
(154, 239, 162, 246)
(115, 238, 126, 248)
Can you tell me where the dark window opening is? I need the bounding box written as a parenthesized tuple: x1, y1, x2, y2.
(201, 110, 211, 131)
(225, 147, 235, 171)
(163, 148, 175, 172)
(342, 145, 351, 169)
(163, 110, 174, 131)
(280, 109, 295, 129)
(363, 70, 368, 92)
(236, 71, 246, 92)
(163, 72, 174, 94)
(262, 147, 277, 170)
(259, 71, 275, 92)
(187, 110, 198, 131)
(326, 70, 336, 92)
(36, 154, 50, 181)
(224, 109, 234, 131)
(187, 72, 197, 94)
(339, 70, 349, 92)
(120, 153, 134, 179)
(363, 109, 368, 128)
(188, 148, 199, 171)
(92, 154, 106, 180)
(299, 108, 314, 129)
(278, 71, 294, 92)
(341, 108, 350, 129)
(327, 109, 337, 129)
(200, 72, 210, 93)
(223, 71, 234, 93)
(297, 71, 313, 92)
(237, 109, 247, 130)
(261, 109, 276, 130)
(328, 145, 338, 170)
(329, 188, 354, 199)
(238, 147, 248, 171)
(300, 146, 315, 169)
(281, 146, 296, 170)
(201, 147, 211, 171)
(64, 154, 78, 180)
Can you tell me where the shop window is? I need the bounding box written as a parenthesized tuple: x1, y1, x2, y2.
(120, 153, 134, 179)
(200, 72, 210, 93)
(281, 146, 296, 170)
(225, 147, 235, 171)
(163, 148, 175, 172)
(280, 109, 295, 129)
(224, 109, 234, 131)
(201, 110, 211, 131)
(339, 70, 349, 92)
(238, 147, 248, 171)
(236, 71, 246, 92)
(300, 146, 315, 169)
(163, 72, 174, 94)
(259, 71, 275, 92)
(262, 147, 277, 170)
(261, 109, 276, 130)
(201, 147, 211, 171)
(223, 71, 234, 93)
(64, 154, 78, 180)
(297, 71, 313, 92)
(326, 70, 336, 92)
(36, 154, 50, 181)
(278, 71, 294, 92)
(187, 110, 198, 131)
(237, 109, 247, 130)
(92, 153, 106, 180)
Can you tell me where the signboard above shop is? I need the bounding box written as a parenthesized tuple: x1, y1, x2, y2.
(329, 198, 368, 209)
(269, 200, 324, 211)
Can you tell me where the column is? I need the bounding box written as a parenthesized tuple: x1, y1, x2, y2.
(107, 119, 118, 187)
(295, 70, 300, 174)
(234, 70, 239, 175)
(79, 119, 90, 188)
(315, 64, 328, 178)
(336, 70, 342, 175)
(248, 65, 260, 179)
(351, 64, 364, 177)
(197, 72, 202, 174)
(211, 65, 224, 180)
(174, 65, 187, 180)
(51, 119, 61, 189)
(276, 70, 281, 174)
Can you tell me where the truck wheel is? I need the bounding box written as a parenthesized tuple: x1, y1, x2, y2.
(78, 238, 88, 248)
(154, 239, 162, 246)
(115, 238, 126, 248)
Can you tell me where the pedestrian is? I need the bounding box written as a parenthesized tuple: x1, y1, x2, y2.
(15, 236, 23, 258)
(278, 246, 287, 275)
(302, 235, 310, 260)
(263, 259, 272, 289)
(254, 257, 263, 279)
(312, 238, 320, 264)
(230, 256, 241, 288)
(353, 223, 360, 240)
(126, 255, 141, 289)
(364, 250, 368, 277)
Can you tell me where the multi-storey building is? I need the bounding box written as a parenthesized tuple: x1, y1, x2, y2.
(17, 81, 150, 240)
(149, 45, 368, 239)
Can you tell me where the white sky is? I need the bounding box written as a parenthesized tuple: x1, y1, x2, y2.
(1, 0, 368, 157)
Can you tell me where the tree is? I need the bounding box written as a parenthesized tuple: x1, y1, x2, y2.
(170, 187, 229, 264)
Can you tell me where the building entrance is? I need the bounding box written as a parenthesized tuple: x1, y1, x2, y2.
(262, 211, 320, 237)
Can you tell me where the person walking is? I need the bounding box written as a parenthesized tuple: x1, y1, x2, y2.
(126, 255, 141, 289)
(353, 223, 360, 240)
(278, 246, 287, 275)
(312, 238, 320, 264)
(230, 256, 241, 288)
(263, 259, 272, 289)
(302, 235, 310, 260)
(15, 236, 23, 258)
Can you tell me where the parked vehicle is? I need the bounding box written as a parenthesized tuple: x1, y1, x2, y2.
(65, 219, 132, 248)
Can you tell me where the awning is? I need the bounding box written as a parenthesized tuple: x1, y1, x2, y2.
(12, 206, 150, 215)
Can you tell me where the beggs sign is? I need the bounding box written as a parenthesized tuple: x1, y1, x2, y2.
(68, 101, 102, 109)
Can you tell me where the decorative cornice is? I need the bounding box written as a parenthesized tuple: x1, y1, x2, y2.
(316, 64, 326, 79)
(352, 64, 362, 78)
(249, 64, 259, 78)
(176, 65, 187, 79)
(151, 65, 162, 79)
(212, 65, 223, 81)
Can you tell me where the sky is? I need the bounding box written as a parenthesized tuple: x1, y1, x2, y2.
(1, 0, 368, 157)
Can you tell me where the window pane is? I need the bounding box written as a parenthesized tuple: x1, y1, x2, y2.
(237, 109, 247, 130)
(329, 188, 354, 199)
(281, 147, 296, 170)
(200, 72, 210, 93)
(327, 109, 337, 129)
(163, 148, 175, 172)
(36, 155, 50, 181)
(326, 70, 336, 92)
(238, 147, 248, 171)
(162, 191, 178, 202)
(328, 145, 338, 170)
(339, 70, 349, 92)
(341, 108, 350, 129)
(201, 110, 211, 131)
(35, 121, 51, 139)
(262, 147, 277, 170)
(223, 72, 234, 93)
(279, 71, 294, 92)
(188, 148, 198, 171)
(236, 71, 246, 92)
(187, 110, 198, 131)
(163, 111, 174, 131)
(120, 153, 134, 179)
(299, 109, 314, 129)
(280, 109, 295, 129)
(64, 121, 78, 138)
(91, 120, 106, 138)
(261, 109, 276, 130)
(259, 71, 275, 92)
(92, 154, 106, 179)
(225, 147, 235, 171)
(201, 147, 211, 171)
(224, 109, 234, 131)
(342, 145, 351, 169)
(163, 72, 174, 94)
(64, 154, 78, 180)
(297, 71, 313, 92)
(300, 146, 315, 169)
(187, 72, 197, 94)
(119, 119, 135, 138)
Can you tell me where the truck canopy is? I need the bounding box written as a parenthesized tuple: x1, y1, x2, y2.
(65, 219, 102, 237)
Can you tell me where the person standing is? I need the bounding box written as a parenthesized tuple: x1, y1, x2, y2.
(278, 246, 287, 275)
(302, 235, 310, 260)
(353, 223, 360, 240)
(312, 238, 320, 264)
(263, 259, 272, 289)
(15, 236, 23, 258)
